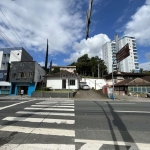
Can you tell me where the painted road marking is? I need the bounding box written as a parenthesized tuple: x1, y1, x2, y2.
(31, 105, 74, 108)
(0, 144, 75, 150)
(24, 107, 74, 111)
(106, 103, 135, 105)
(3, 116, 75, 124)
(0, 125, 75, 137)
(36, 102, 74, 105)
(0, 100, 35, 110)
(75, 139, 150, 150)
(114, 110, 150, 114)
(16, 111, 75, 116)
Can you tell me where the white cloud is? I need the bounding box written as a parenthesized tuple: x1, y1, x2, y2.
(64, 34, 110, 63)
(139, 62, 150, 70)
(38, 61, 57, 67)
(124, 0, 150, 46)
(0, 0, 85, 54)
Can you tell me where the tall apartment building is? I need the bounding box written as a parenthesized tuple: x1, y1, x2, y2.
(0, 47, 33, 94)
(102, 36, 139, 74)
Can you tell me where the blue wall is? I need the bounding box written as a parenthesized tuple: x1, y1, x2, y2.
(10, 82, 36, 96)
(28, 83, 36, 96)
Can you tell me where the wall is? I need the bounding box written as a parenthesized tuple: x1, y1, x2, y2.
(9, 62, 35, 83)
(46, 77, 79, 90)
(81, 78, 106, 90)
(34, 62, 46, 82)
(21, 48, 33, 61)
(9, 50, 22, 62)
(47, 78, 62, 89)
(0, 51, 3, 69)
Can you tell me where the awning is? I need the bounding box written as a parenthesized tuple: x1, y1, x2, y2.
(0, 81, 11, 86)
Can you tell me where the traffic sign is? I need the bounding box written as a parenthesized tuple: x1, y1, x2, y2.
(116, 43, 130, 63)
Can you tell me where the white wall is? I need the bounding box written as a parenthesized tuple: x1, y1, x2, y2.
(9, 50, 22, 62)
(81, 78, 106, 90)
(47, 79, 62, 89)
(46, 78, 79, 90)
(0, 51, 3, 69)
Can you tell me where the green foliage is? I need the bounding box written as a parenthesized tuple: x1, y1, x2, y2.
(52, 67, 60, 73)
(69, 54, 108, 77)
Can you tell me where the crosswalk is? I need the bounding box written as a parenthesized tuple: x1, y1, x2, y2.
(0, 99, 76, 150)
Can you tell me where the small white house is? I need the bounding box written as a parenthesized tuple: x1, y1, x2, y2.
(44, 70, 80, 90)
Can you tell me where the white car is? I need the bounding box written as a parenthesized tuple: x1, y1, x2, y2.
(82, 85, 90, 90)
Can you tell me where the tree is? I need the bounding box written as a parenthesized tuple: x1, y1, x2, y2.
(52, 67, 60, 73)
(69, 54, 108, 77)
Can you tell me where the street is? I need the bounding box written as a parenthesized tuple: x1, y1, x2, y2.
(0, 98, 150, 150)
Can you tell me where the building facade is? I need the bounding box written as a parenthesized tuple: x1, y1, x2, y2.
(9, 61, 46, 96)
(0, 47, 33, 94)
(102, 36, 139, 73)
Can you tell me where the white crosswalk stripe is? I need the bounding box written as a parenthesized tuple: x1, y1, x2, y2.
(0, 100, 76, 149)
(16, 111, 75, 116)
(0, 144, 75, 150)
(24, 107, 74, 111)
(3, 116, 75, 124)
(31, 104, 74, 108)
(0, 125, 75, 137)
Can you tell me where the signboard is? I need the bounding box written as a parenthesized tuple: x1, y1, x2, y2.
(116, 43, 130, 63)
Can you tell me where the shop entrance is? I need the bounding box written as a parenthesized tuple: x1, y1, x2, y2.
(18, 86, 28, 95)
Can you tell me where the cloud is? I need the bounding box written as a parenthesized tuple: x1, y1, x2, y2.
(64, 34, 110, 63)
(124, 0, 150, 46)
(38, 61, 57, 67)
(145, 53, 150, 60)
(0, 0, 85, 54)
(139, 62, 150, 70)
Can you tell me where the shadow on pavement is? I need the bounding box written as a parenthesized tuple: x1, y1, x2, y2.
(94, 101, 139, 150)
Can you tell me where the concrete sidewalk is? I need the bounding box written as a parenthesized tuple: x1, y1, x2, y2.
(114, 94, 150, 101)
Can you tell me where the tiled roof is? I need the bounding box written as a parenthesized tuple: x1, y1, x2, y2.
(114, 77, 150, 86)
(43, 70, 80, 78)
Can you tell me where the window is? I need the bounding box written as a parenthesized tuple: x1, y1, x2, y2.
(18, 72, 26, 78)
(28, 72, 33, 78)
(69, 79, 75, 85)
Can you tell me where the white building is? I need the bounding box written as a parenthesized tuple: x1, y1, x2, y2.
(102, 36, 139, 74)
(0, 47, 33, 94)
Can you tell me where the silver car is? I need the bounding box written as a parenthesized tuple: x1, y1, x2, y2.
(82, 85, 90, 90)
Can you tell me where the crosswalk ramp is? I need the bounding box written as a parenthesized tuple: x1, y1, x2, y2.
(0, 100, 75, 150)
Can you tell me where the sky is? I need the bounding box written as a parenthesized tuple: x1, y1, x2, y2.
(0, 0, 150, 70)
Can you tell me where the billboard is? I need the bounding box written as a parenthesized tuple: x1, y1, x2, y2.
(116, 43, 130, 63)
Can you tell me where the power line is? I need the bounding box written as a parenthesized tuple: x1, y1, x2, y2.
(0, 8, 29, 52)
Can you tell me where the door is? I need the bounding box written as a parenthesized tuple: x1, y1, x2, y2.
(62, 79, 66, 89)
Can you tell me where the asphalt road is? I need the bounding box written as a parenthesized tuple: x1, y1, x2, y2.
(0, 98, 150, 150)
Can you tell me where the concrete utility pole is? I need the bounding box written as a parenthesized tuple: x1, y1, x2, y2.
(85, 0, 94, 40)
(98, 64, 100, 78)
(45, 39, 48, 71)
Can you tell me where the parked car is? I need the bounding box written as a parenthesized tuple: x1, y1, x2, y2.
(147, 92, 150, 98)
(81, 85, 90, 90)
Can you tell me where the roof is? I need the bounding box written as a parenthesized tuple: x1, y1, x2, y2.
(44, 70, 80, 78)
(114, 77, 150, 86)
(141, 76, 150, 82)
(105, 71, 150, 78)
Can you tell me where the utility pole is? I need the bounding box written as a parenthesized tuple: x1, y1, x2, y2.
(85, 0, 94, 39)
(45, 39, 48, 71)
(98, 63, 99, 78)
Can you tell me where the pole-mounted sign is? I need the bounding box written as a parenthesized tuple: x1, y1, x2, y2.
(116, 43, 130, 63)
